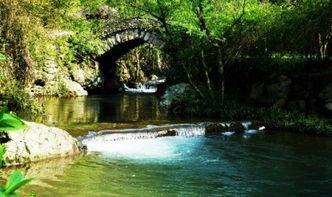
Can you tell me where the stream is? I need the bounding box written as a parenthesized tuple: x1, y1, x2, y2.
(16, 94, 332, 196)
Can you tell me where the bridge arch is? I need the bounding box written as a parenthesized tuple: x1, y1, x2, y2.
(97, 18, 166, 91)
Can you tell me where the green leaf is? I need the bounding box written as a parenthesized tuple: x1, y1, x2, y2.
(6, 179, 33, 195)
(0, 192, 7, 197)
(5, 171, 24, 191)
(0, 144, 6, 167)
(5, 171, 33, 195)
(0, 113, 29, 132)
(8, 193, 20, 197)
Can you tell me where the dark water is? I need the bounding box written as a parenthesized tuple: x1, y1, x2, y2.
(15, 95, 332, 196)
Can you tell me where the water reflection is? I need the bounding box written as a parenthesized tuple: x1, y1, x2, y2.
(35, 94, 165, 126)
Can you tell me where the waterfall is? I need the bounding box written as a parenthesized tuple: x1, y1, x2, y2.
(80, 124, 206, 151)
(122, 78, 165, 93)
(174, 127, 205, 137)
(123, 83, 158, 93)
(78, 121, 266, 153)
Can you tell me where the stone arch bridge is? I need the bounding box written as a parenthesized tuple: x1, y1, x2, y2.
(97, 17, 165, 91)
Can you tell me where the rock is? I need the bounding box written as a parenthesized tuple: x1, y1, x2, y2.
(163, 129, 176, 137)
(325, 103, 332, 111)
(248, 121, 263, 130)
(205, 123, 228, 134)
(3, 121, 80, 166)
(228, 122, 245, 133)
(160, 83, 199, 112)
(150, 74, 159, 81)
(62, 79, 88, 96)
(71, 66, 86, 84)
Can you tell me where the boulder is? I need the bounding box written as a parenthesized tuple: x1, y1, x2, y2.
(71, 66, 86, 84)
(163, 129, 177, 137)
(159, 83, 199, 112)
(3, 121, 80, 166)
(205, 123, 228, 134)
(228, 122, 245, 133)
(62, 79, 88, 96)
(248, 121, 263, 130)
(150, 74, 159, 81)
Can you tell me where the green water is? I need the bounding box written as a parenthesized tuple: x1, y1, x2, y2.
(28, 94, 199, 137)
(14, 95, 332, 196)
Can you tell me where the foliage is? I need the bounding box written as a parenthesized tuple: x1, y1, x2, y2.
(0, 106, 29, 132)
(0, 145, 5, 167)
(0, 105, 28, 167)
(0, 171, 33, 197)
(0, 106, 32, 197)
(0, 0, 331, 124)
(166, 97, 332, 135)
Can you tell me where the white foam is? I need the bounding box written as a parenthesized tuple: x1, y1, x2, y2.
(222, 131, 235, 136)
(123, 83, 158, 93)
(86, 138, 178, 159)
(244, 129, 261, 134)
(241, 122, 252, 130)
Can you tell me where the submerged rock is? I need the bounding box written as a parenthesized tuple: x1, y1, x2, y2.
(3, 122, 80, 166)
(205, 121, 265, 135)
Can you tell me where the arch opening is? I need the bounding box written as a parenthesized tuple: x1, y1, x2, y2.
(98, 29, 168, 92)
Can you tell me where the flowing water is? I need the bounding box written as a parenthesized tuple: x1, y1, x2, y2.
(13, 95, 332, 196)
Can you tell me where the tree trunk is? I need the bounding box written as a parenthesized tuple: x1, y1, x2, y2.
(182, 64, 205, 100)
(217, 47, 225, 104)
(201, 49, 215, 103)
(157, 50, 162, 71)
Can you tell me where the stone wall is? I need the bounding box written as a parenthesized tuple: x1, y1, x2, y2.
(28, 58, 103, 96)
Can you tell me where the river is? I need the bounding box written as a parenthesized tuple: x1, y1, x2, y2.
(16, 94, 332, 196)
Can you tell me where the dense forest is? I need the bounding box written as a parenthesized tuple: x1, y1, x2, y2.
(0, 0, 331, 132)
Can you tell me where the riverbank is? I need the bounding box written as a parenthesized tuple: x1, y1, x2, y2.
(160, 83, 332, 136)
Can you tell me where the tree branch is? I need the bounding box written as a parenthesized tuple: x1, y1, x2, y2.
(223, 0, 247, 39)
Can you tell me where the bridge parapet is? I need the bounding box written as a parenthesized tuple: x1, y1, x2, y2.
(99, 17, 165, 56)
(103, 17, 161, 36)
